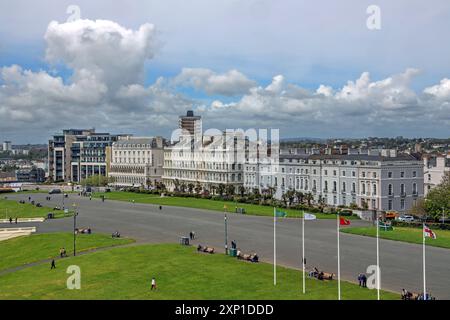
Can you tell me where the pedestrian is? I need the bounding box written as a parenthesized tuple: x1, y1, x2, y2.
(358, 273, 362, 287)
(362, 274, 367, 288)
(159, 205, 162, 210)
(192, 231, 195, 240)
(151, 277, 157, 291)
(189, 231, 193, 240)
(51, 259, 56, 269)
(9, 217, 12, 224)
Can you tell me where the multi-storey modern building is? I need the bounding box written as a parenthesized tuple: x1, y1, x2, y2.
(2, 141, 12, 152)
(423, 153, 450, 195)
(48, 129, 127, 183)
(108, 136, 165, 188)
(245, 152, 424, 212)
(178, 110, 202, 138)
(15, 166, 46, 183)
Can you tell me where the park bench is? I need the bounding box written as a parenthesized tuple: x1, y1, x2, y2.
(75, 228, 92, 234)
(401, 291, 435, 300)
(378, 222, 393, 231)
(237, 251, 259, 263)
(197, 245, 215, 254)
(308, 268, 335, 280)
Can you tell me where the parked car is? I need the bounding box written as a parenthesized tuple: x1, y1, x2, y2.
(397, 215, 415, 222)
(49, 189, 62, 195)
(438, 217, 450, 224)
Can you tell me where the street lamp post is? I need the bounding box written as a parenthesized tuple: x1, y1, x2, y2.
(72, 203, 78, 256)
(224, 212, 228, 255)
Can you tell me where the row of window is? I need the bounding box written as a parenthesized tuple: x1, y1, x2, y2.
(388, 183, 418, 195)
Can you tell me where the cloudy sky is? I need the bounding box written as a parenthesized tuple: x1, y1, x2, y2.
(1, 0, 450, 143)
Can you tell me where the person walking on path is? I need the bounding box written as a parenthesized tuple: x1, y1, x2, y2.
(358, 273, 362, 287)
(151, 277, 157, 291)
(9, 217, 12, 224)
(51, 259, 56, 269)
(362, 274, 367, 288)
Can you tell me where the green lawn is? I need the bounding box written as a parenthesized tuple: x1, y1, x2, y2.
(94, 191, 358, 220)
(0, 232, 134, 271)
(0, 243, 397, 300)
(0, 198, 72, 219)
(341, 226, 450, 249)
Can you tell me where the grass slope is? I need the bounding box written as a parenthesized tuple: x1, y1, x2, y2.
(0, 243, 397, 300)
(94, 191, 358, 220)
(0, 198, 70, 219)
(341, 226, 450, 249)
(0, 232, 134, 271)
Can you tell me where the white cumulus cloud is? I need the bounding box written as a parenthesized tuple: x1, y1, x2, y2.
(173, 68, 256, 96)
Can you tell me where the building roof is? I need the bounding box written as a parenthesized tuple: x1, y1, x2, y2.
(280, 153, 419, 162)
(113, 137, 163, 148)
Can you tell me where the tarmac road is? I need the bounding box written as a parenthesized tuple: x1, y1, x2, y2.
(2, 193, 450, 299)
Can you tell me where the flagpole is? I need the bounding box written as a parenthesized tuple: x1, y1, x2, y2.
(302, 211, 305, 294)
(423, 223, 426, 299)
(376, 211, 380, 300)
(337, 214, 341, 300)
(274, 207, 277, 286)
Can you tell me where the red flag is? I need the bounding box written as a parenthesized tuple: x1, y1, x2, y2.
(424, 225, 437, 239)
(340, 217, 351, 226)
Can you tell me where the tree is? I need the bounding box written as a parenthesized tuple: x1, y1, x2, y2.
(239, 185, 246, 197)
(424, 172, 450, 220)
(409, 198, 427, 219)
(295, 191, 304, 205)
(173, 179, 180, 192)
(187, 183, 194, 194)
(304, 193, 314, 207)
(80, 175, 112, 187)
(226, 184, 235, 196)
(194, 181, 202, 194)
(217, 184, 225, 196)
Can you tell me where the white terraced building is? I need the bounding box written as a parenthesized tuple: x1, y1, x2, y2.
(244, 152, 424, 212)
(162, 132, 245, 193)
(423, 153, 450, 196)
(108, 137, 164, 188)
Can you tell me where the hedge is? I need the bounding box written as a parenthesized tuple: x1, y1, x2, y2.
(392, 220, 450, 230)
